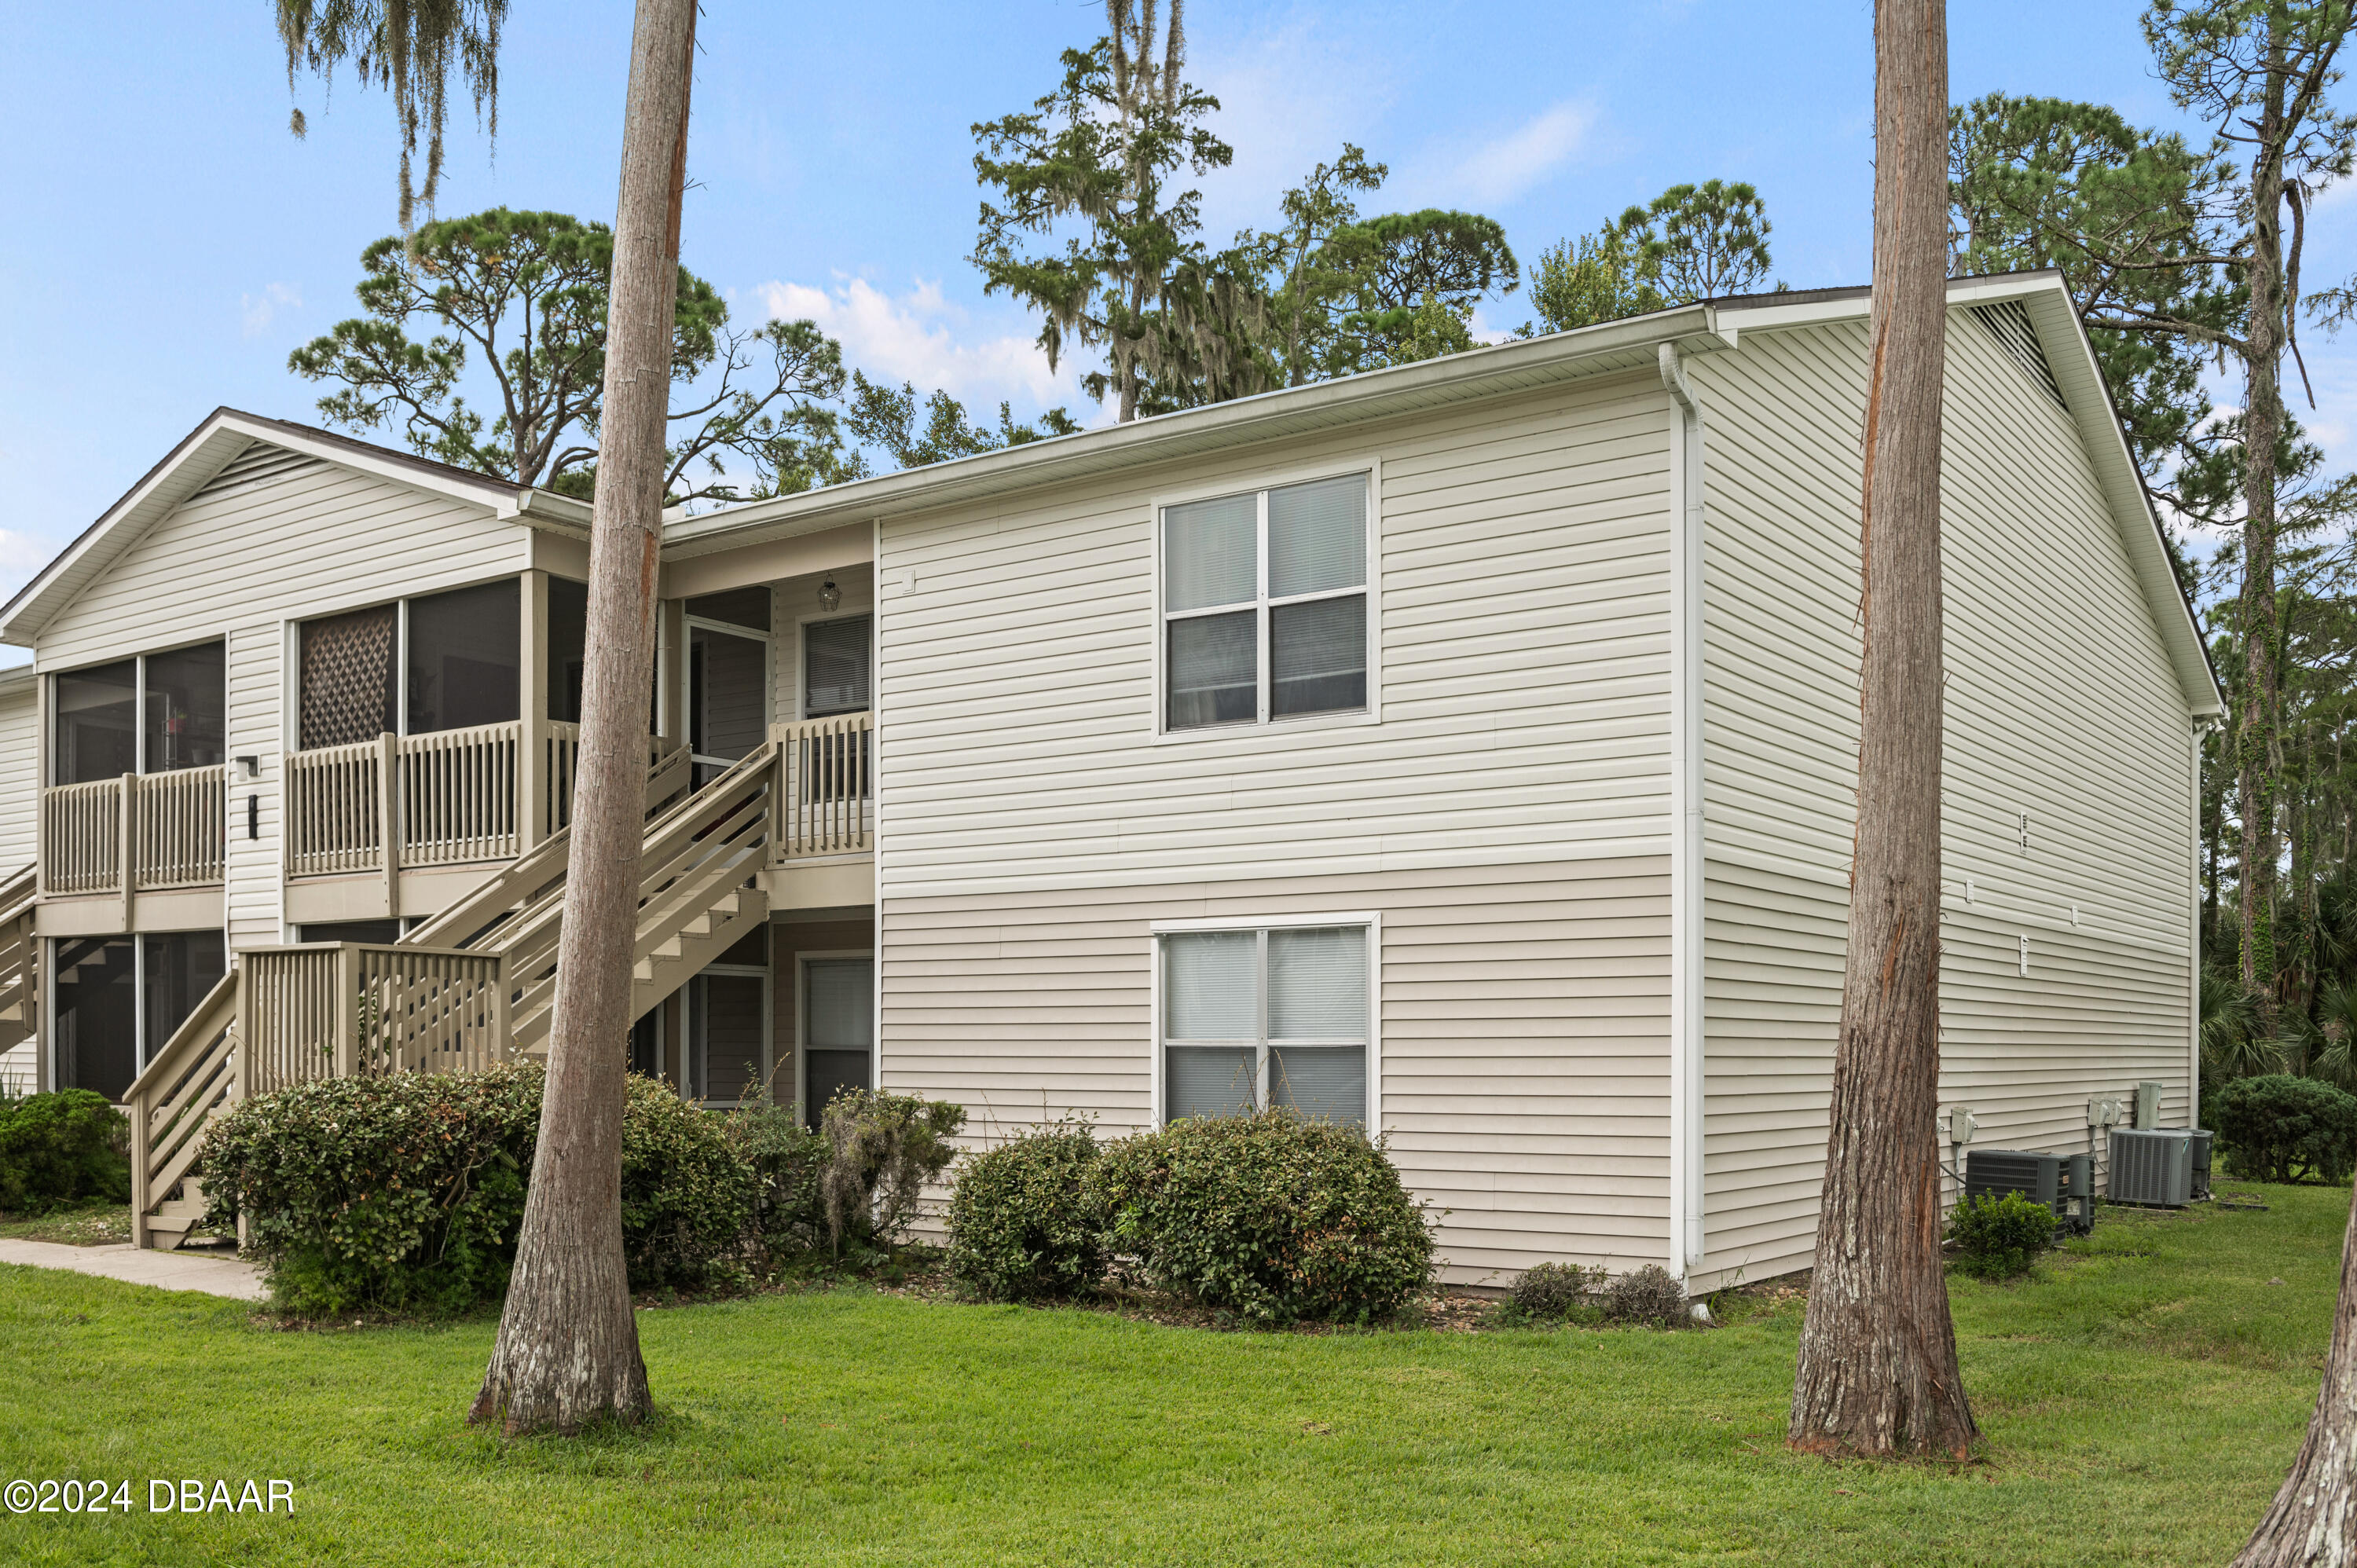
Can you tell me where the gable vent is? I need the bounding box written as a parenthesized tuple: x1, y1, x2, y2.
(192, 441, 323, 502)
(1968, 300, 2066, 411)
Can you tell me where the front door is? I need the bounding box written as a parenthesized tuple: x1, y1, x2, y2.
(802, 956, 872, 1129)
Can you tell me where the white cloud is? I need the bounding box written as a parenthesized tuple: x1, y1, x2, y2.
(1188, 16, 1398, 238)
(1442, 101, 1600, 207)
(755, 276, 1072, 408)
(240, 282, 302, 339)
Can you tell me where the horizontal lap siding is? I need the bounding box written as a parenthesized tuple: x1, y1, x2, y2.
(876, 376, 1675, 896)
(882, 858, 1670, 1284)
(874, 378, 1677, 1280)
(36, 448, 533, 950)
(0, 683, 35, 874)
(1692, 316, 2195, 1288)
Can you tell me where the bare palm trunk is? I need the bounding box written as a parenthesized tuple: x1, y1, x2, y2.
(1787, 0, 1976, 1460)
(469, 0, 696, 1437)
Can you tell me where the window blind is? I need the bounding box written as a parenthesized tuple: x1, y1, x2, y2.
(804, 614, 871, 717)
(1165, 930, 1257, 1039)
(1268, 927, 1366, 1040)
(1270, 1046, 1366, 1127)
(1167, 610, 1258, 728)
(1164, 492, 1257, 611)
(1270, 596, 1366, 717)
(1168, 1046, 1258, 1121)
(1267, 474, 1366, 599)
(805, 958, 874, 1049)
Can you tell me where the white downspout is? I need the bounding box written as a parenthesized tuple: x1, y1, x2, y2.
(2189, 718, 2211, 1130)
(1661, 342, 1706, 1280)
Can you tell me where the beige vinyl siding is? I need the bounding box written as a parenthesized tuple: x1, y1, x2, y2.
(874, 375, 1676, 899)
(1689, 313, 2196, 1288)
(771, 915, 875, 1112)
(0, 678, 35, 874)
(35, 444, 533, 949)
(882, 857, 1670, 1284)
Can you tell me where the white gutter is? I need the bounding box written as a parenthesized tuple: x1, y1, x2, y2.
(1659, 342, 1707, 1279)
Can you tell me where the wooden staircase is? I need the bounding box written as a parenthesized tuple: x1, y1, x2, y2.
(122, 739, 787, 1249)
(0, 866, 38, 1066)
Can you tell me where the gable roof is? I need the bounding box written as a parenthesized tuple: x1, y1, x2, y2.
(0, 408, 592, 647)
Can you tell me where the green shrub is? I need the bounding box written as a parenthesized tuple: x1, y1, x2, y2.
(0, 1090, 130, 1214)
(619, 1076, 759, 1289)
(1088, 1109, 1434, 1326)
(2209, 1074, 2357, 1184)
(1601, 1264, 1689, 1328)
(946, 1119, 1105, 1302)
(205, 1064, 757, 1314)
(1505, 1262, 1601, 1324)
(817, 1088, 966, 1255)
(723, 1098, 830, 1261)
(1946, 1190, 2057, 1279)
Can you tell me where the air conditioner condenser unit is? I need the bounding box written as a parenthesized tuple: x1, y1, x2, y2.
(2110, 1128, 2198, 1207)
(1963, 1149, 2095, 1236)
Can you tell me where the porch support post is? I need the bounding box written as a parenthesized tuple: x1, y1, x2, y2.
(519, 570, 549, 849)
(378, 732, 401, 921)
(117, 772, 135, 931)
(334, 945, 358, 1079)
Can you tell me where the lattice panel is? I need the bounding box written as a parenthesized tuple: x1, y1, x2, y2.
(300, 606, 397, 751)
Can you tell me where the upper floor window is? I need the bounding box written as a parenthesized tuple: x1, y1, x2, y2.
(804, 614, 871, 718)
(53, 641, 226, 786)
(298, 580, 519, 752)
(1162, 472, 1369, 732)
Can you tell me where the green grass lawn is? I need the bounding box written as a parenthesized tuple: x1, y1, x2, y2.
(0, 1185, 2343, 1566)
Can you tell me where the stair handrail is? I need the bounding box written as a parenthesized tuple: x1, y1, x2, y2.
(123, 969, 240, 1248)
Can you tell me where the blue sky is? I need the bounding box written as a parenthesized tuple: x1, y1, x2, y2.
(6, 0, 2357, 640)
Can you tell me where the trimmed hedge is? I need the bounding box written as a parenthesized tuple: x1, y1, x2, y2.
(204, 1064, 758, 1314)
(1088, 1109, 1434, 1325)
(1505, 1261, 1600, 1324)
(0, 1090, 130, 1214)
(1946, 1190, 2056, 1280)
(945, 1119, 1105, 1302)
(2209, 1074, 2357, 1185)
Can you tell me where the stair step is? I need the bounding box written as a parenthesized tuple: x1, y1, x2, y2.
(147, 1211, 200, 1233)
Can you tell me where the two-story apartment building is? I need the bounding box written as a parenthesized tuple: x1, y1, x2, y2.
(0, 269, 2219, 1290)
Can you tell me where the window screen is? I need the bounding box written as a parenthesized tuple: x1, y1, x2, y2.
(1160, 924, 1369, 1127)
(805, 615, 872, 717)
(53, 661, 137, 785)
(143, 643, 225, 773)
(1161, 474, 1367, 731)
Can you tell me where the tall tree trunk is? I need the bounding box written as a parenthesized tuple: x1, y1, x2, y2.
(1788, 0, 1977, 1460)
(2235, 1175, 2357, 1566)
(2239, 26, 2290, 1033)
(469, 0, 695, 1437)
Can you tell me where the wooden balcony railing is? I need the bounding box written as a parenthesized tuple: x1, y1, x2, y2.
(772, 713, 874, 859)
(287, 723, 682, 881)
(39, 766, 226, 898)
(240, 943, 509, 1090)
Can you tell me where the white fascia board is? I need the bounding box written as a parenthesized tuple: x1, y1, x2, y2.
(659, 303, 1733, 559)
(1719, 271, 2225, 721)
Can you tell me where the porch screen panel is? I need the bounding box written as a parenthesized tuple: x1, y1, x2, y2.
(548, 576, 588, 724)
(53, 661, 137, 784)
(299, 606, 397, 751)
(142, 642, 226, 773)
(142, 929, 226, 1057)
(406, 579, 520, 734)
(53, 936, 136, 1102)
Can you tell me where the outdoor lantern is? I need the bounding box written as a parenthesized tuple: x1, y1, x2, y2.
(817, 578, 841, 613)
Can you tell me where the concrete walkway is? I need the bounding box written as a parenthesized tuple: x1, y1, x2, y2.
(0, 1238, 267, 1301)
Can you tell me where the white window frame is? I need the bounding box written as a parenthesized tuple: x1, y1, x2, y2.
(683, 961, 772, 1110)
(1151, 459, 1381, 744)
(1146, 911, 1381, 1129)
(797, 948, 877, 1119)
(795, 608, 875, 722)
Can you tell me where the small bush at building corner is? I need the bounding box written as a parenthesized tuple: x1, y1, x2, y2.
(1504, 1261, 1602, 1324)
(1601, 1264, 1689, 1328)
(1946, 1190, 2058, 1280)
(1088, 1108, 1434, 1326)
(946, 1118, 1106, 1302)
(2208, 1073, 2357, 1184)
(0, 1089, 130, 1214)
(817, 1088, 966, 1257)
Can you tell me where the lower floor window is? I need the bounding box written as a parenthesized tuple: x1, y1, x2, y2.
(53, 929, 225, 1102)
(1160, 923, 1369, 1127)
(801, 955, 873, 1130)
